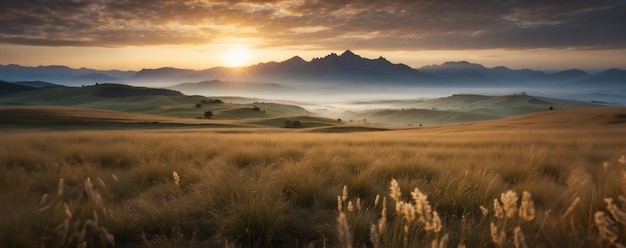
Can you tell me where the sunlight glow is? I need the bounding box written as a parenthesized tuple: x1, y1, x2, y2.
(224, 47, 250, 67)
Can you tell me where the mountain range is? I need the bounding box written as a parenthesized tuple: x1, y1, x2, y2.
(1, 50, 624, 90)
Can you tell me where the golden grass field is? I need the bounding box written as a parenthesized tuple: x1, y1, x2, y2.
(1, 107, 626, 247)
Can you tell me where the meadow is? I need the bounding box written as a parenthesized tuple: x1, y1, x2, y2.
(1, 108, 626, 247)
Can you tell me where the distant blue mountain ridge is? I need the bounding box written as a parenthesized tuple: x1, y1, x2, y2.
(1, 50, 624, 89)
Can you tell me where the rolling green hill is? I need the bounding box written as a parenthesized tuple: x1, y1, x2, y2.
(0, 83, 313, 120)
(342, 94, 605, 126)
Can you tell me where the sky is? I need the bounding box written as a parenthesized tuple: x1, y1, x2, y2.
(1, 0, 625, 71)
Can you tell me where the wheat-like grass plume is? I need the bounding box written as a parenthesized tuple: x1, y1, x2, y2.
(493, 199, 505, 219)
(337, 212, 352, 248)
(58, 178, 64, 196)
(560, 197, 581, 220)
(513, 226, 527, 248)
(480, 205, 489, 216)
(172, 171, 180, 187)
(390, 179, 401, 202)
(501, 190, 519, 219)
(519, 191, 535, 221)
(431, 234, 449, 248)
(595, 211, 619, 244)
(369, 224, 380, 248)
(337, 196, 343, 212)
(605, 198, 626, 226)
(374, 194, 380, 207)
(490, 222, 506, 247)
(378, 197, 387, 233)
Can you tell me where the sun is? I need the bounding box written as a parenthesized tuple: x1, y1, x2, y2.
(224, 47, 250, 67)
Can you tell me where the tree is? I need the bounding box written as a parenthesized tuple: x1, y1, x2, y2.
(195, 103, 202, 108)
(291, 121, 302, 128)
(284, 120, 303, 128)
(204, 111, 213, 119)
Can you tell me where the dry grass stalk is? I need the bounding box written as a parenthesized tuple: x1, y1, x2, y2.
(567, 167, 594, 195)
(500, 190, 519, 219)
(560, 197, 581, 220)
(595, 211, 619, 244)
(493, 199, 504, 219)
(480, 205, 489, 216)
(337, 196, 343, 212)
(337, 212, 352, 248)
(490, 222, 506, 247)
(378, 197, 387, 233)
(374, 194, 380, 207)
(172, 171, 180, 187)
(513, 227, 527, 248)
(389, 179, 401, 203)
(620, 170, 626, 196)
(369, 224, 380, 248)
(431, 234, 449, 248)
(519, 191, 535, 221)
(605, 198, 626, 226)
(58, 178, 64, 196)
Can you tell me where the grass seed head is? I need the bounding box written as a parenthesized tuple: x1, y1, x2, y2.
(58, 178, 64, 196)
(560, 197, 581, 220)
(337, 196, 343, 212)
(342, 185, 348, 202)
(480, 205, 489, 216)
(337, 212, 352, 248)
(519, 191, 535, 221)
(514, 227, 528, 248)
(427, 211, 442, 233)
(374, 194, 380, 207)
(369, 224, 380, 248)
(172, 171, 180, 187)
(432, 234, 449, 248)
(595, 211, 619, 244)
(403, 203, 416, 222)
(379, 197, 387, 233)
(390, 179, 401, 202)
(494, 199, 504, 219)
(490, 222, 506, 247)
(501, 190, 519, 219)
(605, 198, 626, 226)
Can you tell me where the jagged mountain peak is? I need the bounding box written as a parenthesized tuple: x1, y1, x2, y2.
(283, 56, 306, 64)
(340, 50, 359, 57)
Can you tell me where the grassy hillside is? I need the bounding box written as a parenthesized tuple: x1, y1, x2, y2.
(0, 105, 253, 129)
(0, 83, 314, 120)
(342, 94, 605, 126)
(0, 80, 35, 95)
(1, 107, 625, 247)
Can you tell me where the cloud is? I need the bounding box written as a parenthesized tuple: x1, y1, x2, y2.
(1, 0, 625, 50)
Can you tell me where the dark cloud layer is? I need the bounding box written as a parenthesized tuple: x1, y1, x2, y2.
(1, 0, 625, 50)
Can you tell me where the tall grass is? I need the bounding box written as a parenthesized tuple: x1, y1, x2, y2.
(0, 127, 625, 247)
